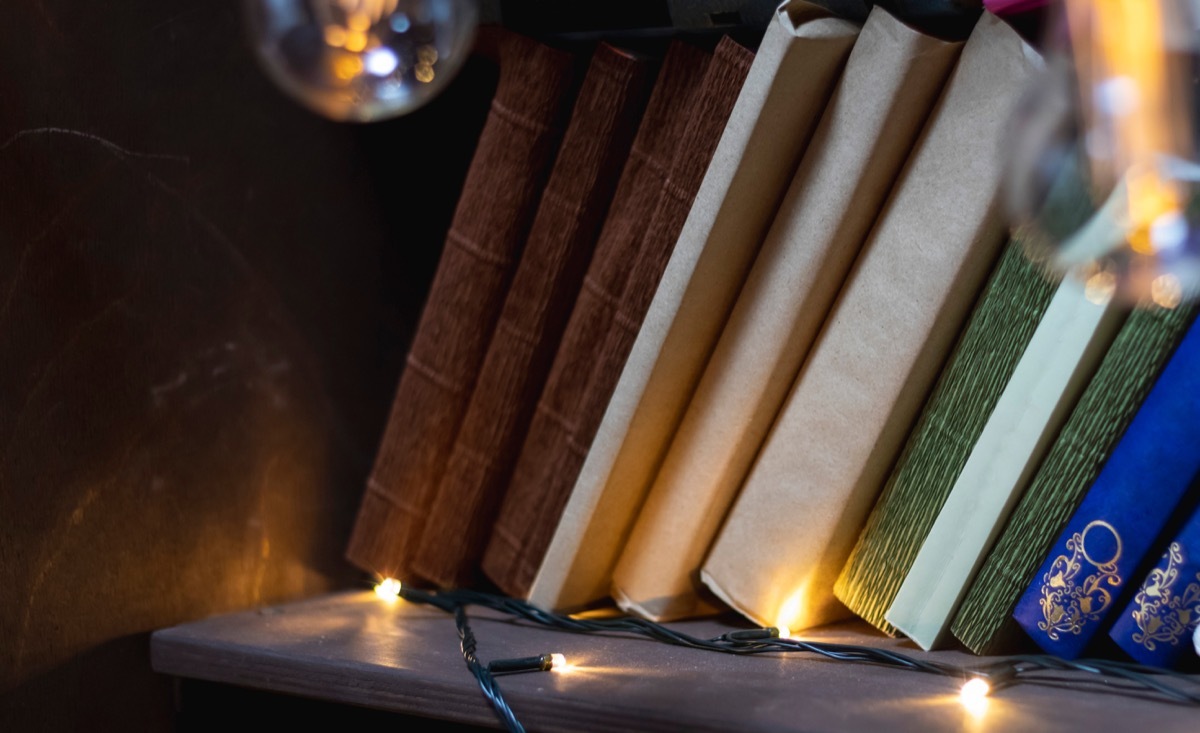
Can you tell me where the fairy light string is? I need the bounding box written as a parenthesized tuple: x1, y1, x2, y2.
(375, 580, 1200, 732)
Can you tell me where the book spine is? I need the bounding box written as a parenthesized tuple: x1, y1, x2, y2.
(1109, 503, 1200, 668)
(519, 37, 754, 608)
(410, 46, 652, 588)
(952, 302, 1197, 655)
(884, 275, 1126, 649)
(529, 2, 859, 612)
(834, 241, 1058, 636)
(610, 7, 962, 622)
(344, 33, 576, 580)
(480, 43, 711, 598)
(1013, 316, 1200, 658)
(699, 14, 1041, 633)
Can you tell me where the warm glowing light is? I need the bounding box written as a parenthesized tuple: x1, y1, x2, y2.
(1151, 273, 1183, 309)
(414, 63, 435, 83)
(333, 53, 364, 81)
(324, 25, 348, 47)
(960, 678, 991, 717)
(347, 12, 372, 31)
(1084, 270, 1117, 304)
(344, 30, 368, 53)
(1067, 0, 1190, 259)
(374, 578, 402, 601)
(773, 583, 808, 637)
(549, 653, 568, 671)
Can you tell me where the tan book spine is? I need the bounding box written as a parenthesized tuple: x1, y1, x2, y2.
(412, 46, 652, 587)
(481, 43, 714, 597)
(530, 1, 860, 611)
(345, 33, 576, 580)
(610, 8, 963, 621)
(700, 13, 1043, 632)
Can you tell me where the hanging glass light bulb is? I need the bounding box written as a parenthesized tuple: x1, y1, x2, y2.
(1005, 0, 1200, 308)
(245, 0, 478, 122)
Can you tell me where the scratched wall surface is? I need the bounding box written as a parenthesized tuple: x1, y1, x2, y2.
(0, 0, 494, 729)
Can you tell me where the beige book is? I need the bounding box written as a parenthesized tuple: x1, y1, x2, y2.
(885, 269, 1128, 651)
(700, 13, 1043, 632)
(610, 8, 963, 621)
(528, 1, 859, 611)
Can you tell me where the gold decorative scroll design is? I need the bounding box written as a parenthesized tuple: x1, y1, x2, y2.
(1130, 542, 1200, 651)
(1038, 520, 1123, 640)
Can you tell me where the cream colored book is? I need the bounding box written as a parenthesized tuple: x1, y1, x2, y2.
(885, 275, 1128, 651)
(527, 1, 859, 611)
(609, 7, 963, 621)
(700, 13, 1042, 632)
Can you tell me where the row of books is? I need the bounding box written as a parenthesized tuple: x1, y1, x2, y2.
(346, 2, 1200, 668)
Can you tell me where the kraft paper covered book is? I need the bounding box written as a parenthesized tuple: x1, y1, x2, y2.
(480, 43, 712, 598)
(1013, 316, 1200, 658)
(950, 301, 1197, 655)
(700, 12, 1041, 633)
(411, 46, 652, 588)
(885, 274, 1127, 650)
(346, 33, 576, 579)
(609, 7, 962, 622)
(529, 1, 859, 611)
(834, 240, 1059, 636)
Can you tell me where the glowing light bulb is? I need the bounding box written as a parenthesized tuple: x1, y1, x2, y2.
(1004, 0, 1200, 307)
(374, 577, 402, 601)
(959, 678, 991, 717)
(244, 0, 478, 121)
(775, 625, 792, 641)
(549, 653, 568, 672)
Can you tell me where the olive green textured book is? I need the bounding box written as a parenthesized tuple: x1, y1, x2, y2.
(833, 240, 1059, 635)
(949, 300, 1199, 655)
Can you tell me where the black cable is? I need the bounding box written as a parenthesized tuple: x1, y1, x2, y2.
(454, 604, 525, 733)
(394, 585, 1200, 730)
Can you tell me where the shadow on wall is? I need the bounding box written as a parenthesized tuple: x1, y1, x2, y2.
(0, 1, 495, 730)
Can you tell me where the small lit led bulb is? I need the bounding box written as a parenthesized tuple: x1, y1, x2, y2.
(548, 653, 568, 672)
(959, 677, 990, 717)
(374, 577, 402, 601)
(774, 625, 792, 641)
(244, 0, 478, 121)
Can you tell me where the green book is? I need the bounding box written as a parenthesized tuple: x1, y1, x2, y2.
(950, 300, 1198, 654)
(833, 240, 1059, 635)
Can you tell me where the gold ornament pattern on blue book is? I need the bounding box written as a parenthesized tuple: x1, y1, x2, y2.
(1013, 315, 1200, 658)
(1036, 520, 1123, 641)
(1110, 501, 1200, 667)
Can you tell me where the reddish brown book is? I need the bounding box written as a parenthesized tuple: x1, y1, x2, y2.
(412, 45, 653, 587)
(483, 38, 753, 597)
(345, 32, 577, 580)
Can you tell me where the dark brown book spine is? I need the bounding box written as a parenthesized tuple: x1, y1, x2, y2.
(345, 33, 576, 580)
(411, 45, 653, 587)
(484, 38, 753, 597)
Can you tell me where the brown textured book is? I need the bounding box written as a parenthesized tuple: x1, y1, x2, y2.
(411, 45, 653, 587)
(483, 39, 751, 598)
(345, 33, 577, 580)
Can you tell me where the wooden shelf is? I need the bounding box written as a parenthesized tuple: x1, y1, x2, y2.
(151, 591, 1198, 732)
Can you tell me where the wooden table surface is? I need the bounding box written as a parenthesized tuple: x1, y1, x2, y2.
(151, 590, 1200, 732)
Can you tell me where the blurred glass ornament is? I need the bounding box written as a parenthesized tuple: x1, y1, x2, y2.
(245, 0, 478, 122)
(1004, 0, 1200, 308)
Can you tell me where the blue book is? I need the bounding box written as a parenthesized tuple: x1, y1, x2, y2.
(1012, 315, 1200, 658)
(1109, 502, 1200, 667)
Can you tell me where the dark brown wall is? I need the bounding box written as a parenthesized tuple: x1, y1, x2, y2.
(0, 1, 494, 730)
